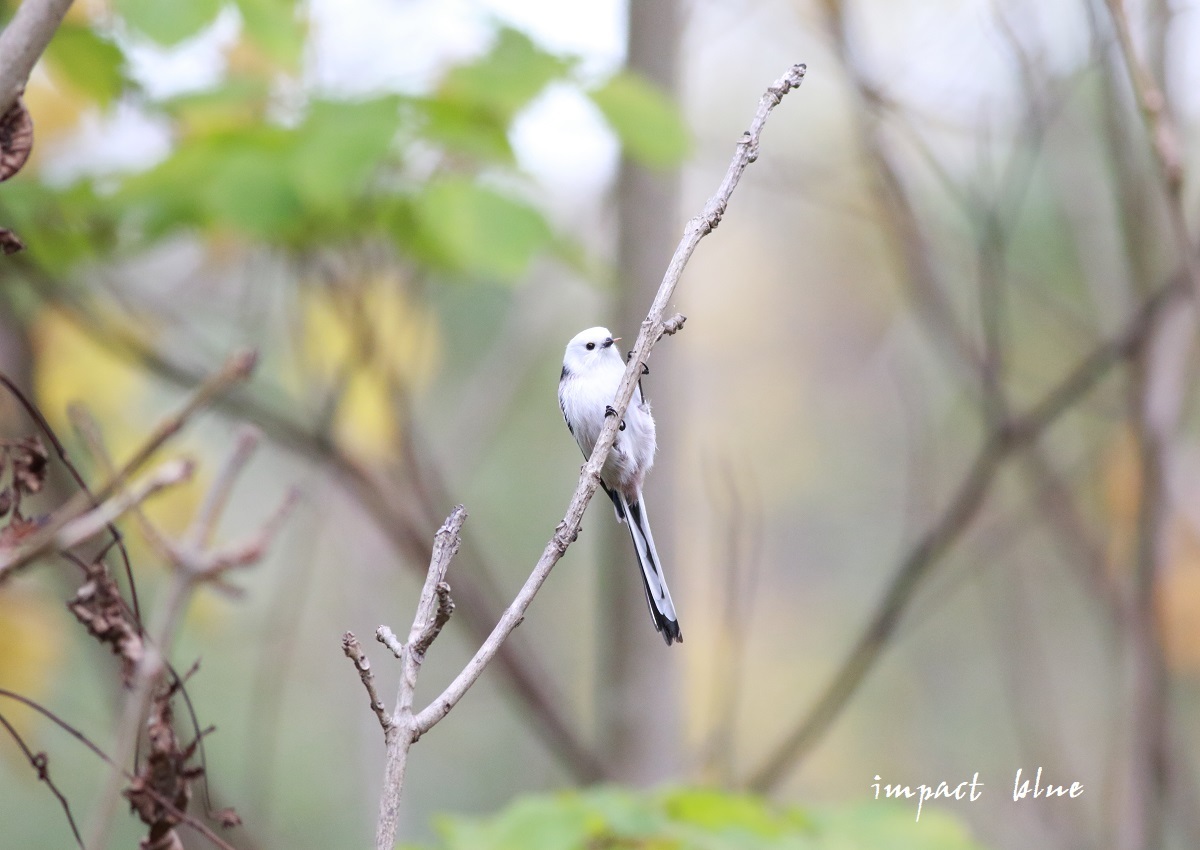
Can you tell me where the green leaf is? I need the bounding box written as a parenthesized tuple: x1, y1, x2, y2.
(291, 97, 401, 210)
(440, 26, 573, 122)
(0, 180, 113, 274)
(409, 96, 514, 163)
(116, 128, 302, 241)
(408, 787, 990, 850)
(664, 787, 804, 839)
(576, 786, 667, 840)
(43, 24, 127, 106)
(200, 141, 301, 237)
(114, 0, 223, 46)
(412, 177, 553, 281)
(489, 795, 600, 850)
(808, 803, 988, 850)
(234, 0, 306, 68)
(589, 71, 690, 169)
(161, 77, 271, 137)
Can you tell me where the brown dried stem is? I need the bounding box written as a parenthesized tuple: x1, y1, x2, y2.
(0, 349, 257, 583)
(84, 419, 295, 850)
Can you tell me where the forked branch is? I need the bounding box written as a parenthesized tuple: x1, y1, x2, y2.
(343, 63, 807, 850)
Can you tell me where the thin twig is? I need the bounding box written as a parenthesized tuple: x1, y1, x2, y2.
(85, 425, 293, 850)
(0, 711, 84, 848)
(353, 64, 806, 848)
(0, 349, 257, 583)
(0, 375, 142, 627)
(0, 458, 195, 578)
(1092, 13, 1196, 841)
(187, 426, 261, 551)
(376, 626, 404, 659)
(342, 633, 391, 733)
(746, 273, 1188, 792)
(33, 292, 609, 781)
(0, 689, 240, 850)
(820, 3, 982, 382)
(1103, 0, 1199, 299)
(410, 63, 806, 740)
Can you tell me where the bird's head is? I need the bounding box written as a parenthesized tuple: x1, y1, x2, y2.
(562, 326, 622, 375)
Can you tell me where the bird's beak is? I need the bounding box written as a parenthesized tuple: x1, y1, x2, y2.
(604, 337, 620, 348)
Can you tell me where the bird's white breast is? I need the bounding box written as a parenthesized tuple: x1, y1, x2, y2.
(559, 356, 656, 494)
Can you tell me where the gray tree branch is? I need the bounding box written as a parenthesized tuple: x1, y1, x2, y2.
(369, 506, 466, 850)
(347, 62, 806, 849)
(0, 0, 74, 117)
(746, 274, 1189, 793)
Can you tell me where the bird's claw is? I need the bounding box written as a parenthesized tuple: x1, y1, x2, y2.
(605, 405, 617, 418)
(604, 405, 626, 431)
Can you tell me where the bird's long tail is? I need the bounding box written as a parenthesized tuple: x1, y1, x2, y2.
(616, 490, 682, 645)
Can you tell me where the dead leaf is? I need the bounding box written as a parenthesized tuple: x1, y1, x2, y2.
(212, 807, 242, 828)
(0, 228, 23, 254)
(0, 97, 33, 182)
(67, 561, 143, 683)
(10, 436, 48, 495)
(0, 515, 40, 549)
(124, 678, 207, 850)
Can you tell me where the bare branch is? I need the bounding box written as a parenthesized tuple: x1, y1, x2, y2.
(1103, 0, 1200, 300)
(31, 295, 610, 781)
(0, 349, 257, 585)
(820, 4, 983, 381)
(0, 0, 74, 117)
(376, 626, 404, 659)
(0, 710, 84, 848)
(746, 273, 1189, 792)
(187, 426, 261, 551)
(351, 64, 805, 848)
(85, 418, 292, 850)
(412, 63, 805, 741)
(374, 505, 467, 850)
(55, 459, 194, 549)
(342, 633, 391, 734)
(0, 458, 195, 579)
(0, 688, 240, 850)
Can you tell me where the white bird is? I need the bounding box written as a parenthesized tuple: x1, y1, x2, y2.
(558, 326, 682, 645)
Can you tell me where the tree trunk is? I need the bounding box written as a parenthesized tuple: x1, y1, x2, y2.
(596, 0, 685, 783)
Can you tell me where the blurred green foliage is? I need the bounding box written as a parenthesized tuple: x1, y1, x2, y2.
(40, 23, 128, 106)
(404, 786, 989, 850)
(1, 1, 689, 283)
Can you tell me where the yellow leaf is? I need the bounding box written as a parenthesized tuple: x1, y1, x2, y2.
(32, 307, 206, 569)
(289, 274, 441, 458)
(31, 307, 144, 460)
(0, 583, 64, 755)
(20, 75, 92, 171)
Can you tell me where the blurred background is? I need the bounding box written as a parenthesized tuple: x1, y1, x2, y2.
(1, 0, 1199, 848)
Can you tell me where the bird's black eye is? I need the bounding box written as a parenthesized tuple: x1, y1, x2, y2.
(585, 342, 595, 350)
